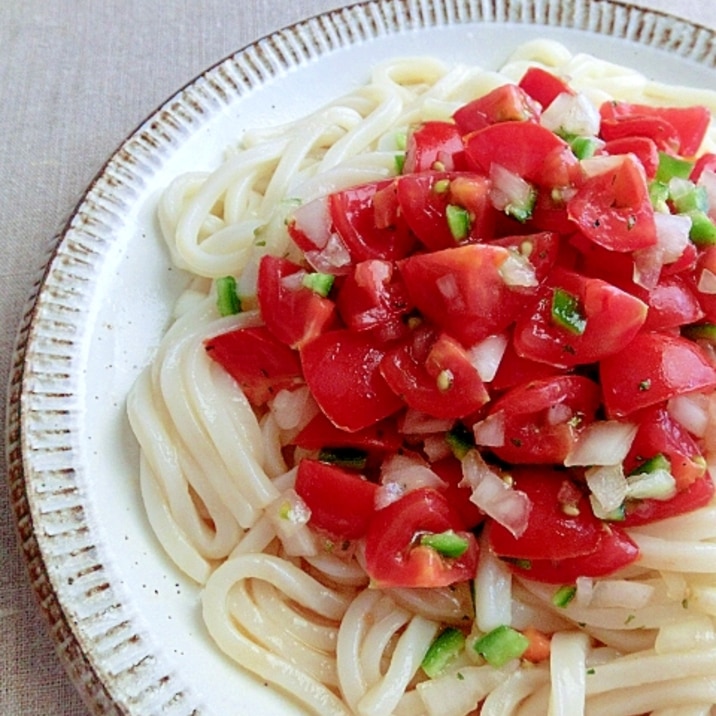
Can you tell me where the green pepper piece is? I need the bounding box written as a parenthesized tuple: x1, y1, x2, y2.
(656, 152, 693, 183)
(474, 625, 529, 667)
(302, 272, 335, 297)
(446, 204, 471, 241)
(422, 628, 466, 678)
(551, 287, 587, 335)
(420, 530, 469, 558)
(215, 276, 241, 316)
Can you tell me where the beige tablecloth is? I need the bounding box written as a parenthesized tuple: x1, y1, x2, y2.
(1, 1, 713, 714)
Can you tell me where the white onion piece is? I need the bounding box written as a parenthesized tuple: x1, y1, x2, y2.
(268, 489, 316, 557)
(698, 168, 716, 221)
(271, 386, 318, 433)
(499, 251, 538, 288)
(540, 91, 601, 137)
(460, 451, 531, 538)
(379, 453, 446, 499)
(305, 232, 352, 274)
(401, 408, 454, 435)
(490, 163, 534, 213)
(473, 412, 506, 448)
(668, 393, 709, 438)
(626, 469, 676, 501)
(585, 464, 628, 513)
(564, 420, 638, 467)
(580, 154, 624, 177)
(291, 195, 331, 248)
(698, 267, 716, 295)
(423, 434, 453, 462)
(654, 212, 691, 263)
(469, 334, 508, 382)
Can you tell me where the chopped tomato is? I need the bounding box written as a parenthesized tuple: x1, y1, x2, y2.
(300, 329, 403, 432)
(692, 246, 716, 322)
(489, 335, 561, 391)
(330, 179, 416, 261)
(257, 255, 336, 348)
(335, 259, 412, 341)
(403, 121, 466, 173)
(295, 459, 377, 539)
(602, 136, 660, 179)
(600, 332, 716, 418)
(518, 66, 573, 109)
(488, 468, 604, 560)
(364, 488, 478, 588)
(430, 456, 485, 529)
(464, 121, 581, 187)
(478, 376, 600, 464)
(623, 472, 714, 526)
(491, 231, 561, 285)
(567, 154, 657, 252)
(600, 101, 710, 156)
(204, 326, 303, 406)
(399, 243, 534, 346)
(513, 269, 648, 368)
(380, 328, 490, 419)
(624, 405, 706, 490)
(639, 275, 704, 331)
(396, 172, 496, 250)
(506, 527, 639, 583)
(691, 152, 716, 182)
(453, 83, 540, 134)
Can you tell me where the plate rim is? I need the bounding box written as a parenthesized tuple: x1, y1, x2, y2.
(6, 1, 715, 714)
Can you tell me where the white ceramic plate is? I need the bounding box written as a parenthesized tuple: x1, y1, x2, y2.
(7, 1, 715, 714)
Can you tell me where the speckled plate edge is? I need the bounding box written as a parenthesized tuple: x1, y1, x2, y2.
(5, 1, 715, 714)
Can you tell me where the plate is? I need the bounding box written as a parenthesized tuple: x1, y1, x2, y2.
(7, 1, 715, 714)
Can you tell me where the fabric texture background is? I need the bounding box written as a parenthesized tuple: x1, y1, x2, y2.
(0, 1, 713, 714)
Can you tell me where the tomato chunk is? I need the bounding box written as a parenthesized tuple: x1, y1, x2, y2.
(364, 488, 478, 588)
(257, 255, 336, 348)
(381, 328, 490, 420)
(600, 332, 716, 418)
(453, 83, 540, 134)
(567, 154, 657, 252)
(300, 329, 403, 432)
(518, 67, 573, 109)
(295, 459, 377, 539)
(399, 243, 534, 346)
(506, 527, 639, 583)
(403, 121, 466, 174)
(204, 326, 303, 406)
(487, 468, 604, 560)
(478, 376, 600, 464)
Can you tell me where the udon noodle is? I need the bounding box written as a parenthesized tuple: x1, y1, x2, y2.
(128, 40, 716, 715)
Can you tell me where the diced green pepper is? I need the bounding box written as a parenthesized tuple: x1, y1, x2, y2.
(422, 628, 466, 678)
(394, 153, 406, 174)
(552, 585, 577, 608)
(446, 422, 475, 459)
(420, 530, 469, 558)
(670, 180, 708, 214)
(505, 189, 537, 223)
(649, 181, 670, 212)
(551, 287, 587, 335)
(317, 447, 368, 470)
(446, 204, 471, 240)
(569, 136, 600, 160)
(682, 322, 716, 344)
(629, 453, 670, 476)
(473, 625, 529, 667)
(656, 152, 693, 183)
(688, 210, 716, 245)
(302, 272, 335, 297)
(215, 276, 242, 316)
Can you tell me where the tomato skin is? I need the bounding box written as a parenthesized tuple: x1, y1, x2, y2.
(396, 172, 495, 251)
(692, 246, 716, 322)
(335, 259, 412, 342)
(364, 488, 479, 588)
(430, 457, 485, 529)
(480, 375, 600, 464)
(567, 154, 657, 252)
(292, 412, 402, 455)
(487, 468, 605, 560)
(491, 231, 561, 285)
(330, 180, 416, 262)
(295, 459, 377, 539)
(602, 136, 660, 179)
(506, 527, 639, 584)
(600, 332, 716, 418)
(403, 121, 466, 174)
(204, 326, 304, 406)
(399, 243, 533, 346)
(624, 405, 706, 490)
(300, 329, 403, 432)
(691, 153, 716, 182)
(452, 83, 540, 134)
(599, 101, 710, 156)
(513, 270, 648, 368)
(622, 472, 714, 526)
(518, 66, 573, 109)
(640, 275, 704, 331)
(489, 335, 561, 391)
(380, 328, 490, 419)
(464, 121, 581, 187)
(257, 255, 337, 349)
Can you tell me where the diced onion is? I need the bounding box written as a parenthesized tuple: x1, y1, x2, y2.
(473, 412, 506, 448)
(401, 408, 454, 435)
(540, 91, 601, 137)
(697, 168, 716, 221)
(469, 334, 508, 382)
(585, 464, 627, 513)
(490, 163, 534, 213)
(580, 154, 624, 178)
(654, 212, 691, 264)
(499, 251, 538, 288)
(564, 420, 638, 467)
(377, 453, 446, 508)
(668, 393, 709, 438)
(268, 489, 316, 557)
(625, 469, 676, 501)
(460, 451, 531, 538)
(271, 386, 319, 433)
(306, 232, 352, 273)
(698, 267, 716, 295)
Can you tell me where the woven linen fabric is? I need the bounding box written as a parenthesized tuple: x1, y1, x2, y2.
(0, 1, 711, 715)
